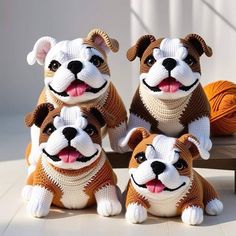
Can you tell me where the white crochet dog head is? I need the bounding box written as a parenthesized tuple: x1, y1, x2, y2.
(127, 34, 212, 100)
(122, 128, 209, 200)
(25, 103, 105, 170)
(27, 29, 119, 104)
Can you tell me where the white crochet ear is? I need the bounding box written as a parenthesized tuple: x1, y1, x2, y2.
(27, 36, 57, 65)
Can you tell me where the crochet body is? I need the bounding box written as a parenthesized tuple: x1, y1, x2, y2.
(126, 170, 217, 217)
(130, 84, 210, 136)
(31, 152, 116, 209)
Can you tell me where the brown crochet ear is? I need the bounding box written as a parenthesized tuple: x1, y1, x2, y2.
(25, 103, 55, 128)
(127, 35, 156, 61)
(121, 127, 150, 150)
(87, 29, 119, 53)
(178, 134, 210, 160)
(185, 34, 212, 57)
(89, 108, 106, 128)
(178, 134, 200, 160)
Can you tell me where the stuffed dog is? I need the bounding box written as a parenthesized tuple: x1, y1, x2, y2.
(22, 103, 122, 218)
(122, 128, 223, 225)
(126, 34, 212, 152)
(26, 29, 127, 174)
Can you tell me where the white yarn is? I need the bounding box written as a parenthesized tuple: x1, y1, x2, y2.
(188, 117, 212, 153)
(27, 185, 53, 218)
(95, 185, 122, 216)
(181, 206, 204, 225)
(126, 203, 147, 224)
(205, 198, 223, 215)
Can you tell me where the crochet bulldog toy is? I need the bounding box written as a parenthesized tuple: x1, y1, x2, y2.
(22, 103, 122, 218)
(126, 34, 212, 152)
(122, 128, 223, 225)
(26, 29, 127, 175)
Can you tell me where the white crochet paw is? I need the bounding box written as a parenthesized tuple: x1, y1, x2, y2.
(27, 199, 50, 218)
(181, 206, 203, 225)
(26, 186, 53, 218)
(199, 136, 212, 151)
(205, 198, 223, 215)
(125, 203, 147, 224)
(97, 199, 122, 217)
(21, 185, 33, 201)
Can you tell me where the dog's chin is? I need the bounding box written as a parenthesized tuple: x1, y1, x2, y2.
(42, 146, 101, 170)
(48, 80, 109, 104)
(141, 77, 199, 100)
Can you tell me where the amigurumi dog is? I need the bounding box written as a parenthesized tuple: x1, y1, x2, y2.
(122, 128, 223, 225)
(26, 29, 127, 176)
(126, 34, 212, 153)
(22, 103, 122, 218)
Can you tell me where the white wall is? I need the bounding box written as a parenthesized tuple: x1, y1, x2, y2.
(0, 0, 131, 115)
(1, 0, 236, 116)
(130, 0, 236, 94)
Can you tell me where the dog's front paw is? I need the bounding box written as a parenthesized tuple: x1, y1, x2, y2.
(97, 199, 122, 217)
(27, 199, 50, 218)
(26, 186, 53, 218)
(205, 198, 223, 215)
(199, 136, 212, 151)
(21, 185, 33, 201)
(125, 203, 147, 224)
(181, 206, 203, 225)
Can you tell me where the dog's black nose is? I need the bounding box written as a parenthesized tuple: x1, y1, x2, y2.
(162, 58, 177, 71)
(62, 127, 77, 141)
(67, 61, 83, 75)
(151, 161, 166, 176)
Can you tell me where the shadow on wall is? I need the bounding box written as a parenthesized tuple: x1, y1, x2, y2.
(201, 0, 236, 32)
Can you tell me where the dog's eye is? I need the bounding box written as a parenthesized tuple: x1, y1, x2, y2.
(90, 55, 104, 67)
(43, 124, 56, 135)
(49, 60, 61, 72)
(174, 159, 188, 171)
(145, 55, 156, 67)
(84, 124, 98, 136)
(134, 152, 147, 164)
(184, 55, 196, 66)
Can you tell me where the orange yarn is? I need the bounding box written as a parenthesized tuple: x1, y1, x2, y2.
(204, 80, 236, 136)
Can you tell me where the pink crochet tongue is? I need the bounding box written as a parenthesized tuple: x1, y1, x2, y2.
(146, 179, 165, 193)
(158, 77, 182, 93)
(66, 81, 89, 97)
(58, 147, 82, 163)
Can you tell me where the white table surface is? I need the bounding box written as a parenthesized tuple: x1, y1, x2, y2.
(0, 159, 236, 236)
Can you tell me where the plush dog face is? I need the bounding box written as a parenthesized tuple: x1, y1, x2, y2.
(122, 128, 209, 200)
(25, 103, 105, 170)
(127, 34, 212, 100)
(27, 29, 119, 104)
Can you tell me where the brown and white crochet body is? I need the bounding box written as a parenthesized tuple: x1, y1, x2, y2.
(26, 29, 127, 174)
(122, 128, 223, 225)
(130, 84, 209, 136)
(22, 104, 121, 217)
(26, 152, 117, 210)
(127, 34, 212, 152)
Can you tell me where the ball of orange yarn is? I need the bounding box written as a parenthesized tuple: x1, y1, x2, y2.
(204, 80, 236, 136)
